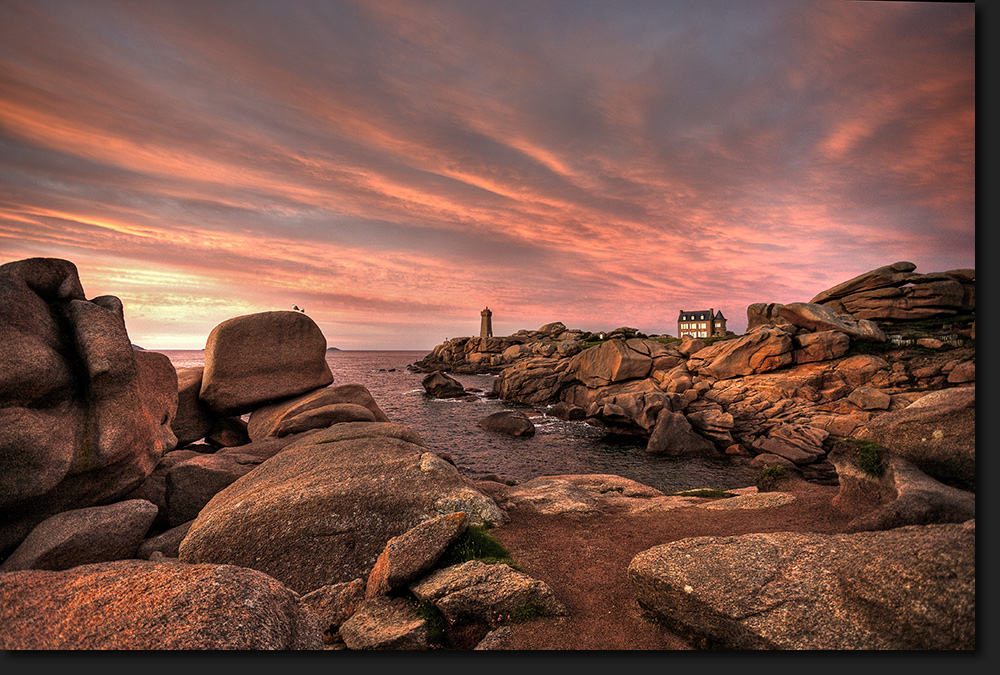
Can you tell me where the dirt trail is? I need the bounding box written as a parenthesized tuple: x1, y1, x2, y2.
(473, 482, 859, 650)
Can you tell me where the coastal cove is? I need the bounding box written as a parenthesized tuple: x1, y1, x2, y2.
(158, 349, 760, 495)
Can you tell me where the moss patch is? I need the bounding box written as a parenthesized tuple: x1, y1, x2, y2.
(438, 525, 517, 568)
(834, 438, 887, 477)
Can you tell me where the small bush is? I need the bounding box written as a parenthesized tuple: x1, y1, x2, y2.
(438, 526, 517, 568)
(414, 599, 447, 645)
(755, 466, 787, 491)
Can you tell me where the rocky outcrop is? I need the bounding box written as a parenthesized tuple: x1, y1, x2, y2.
(0, 258, 178, 557)
(480, 263, 974, 486)
(177, 423, 506, 594)
(199, 310, 334, 415)
(409, 322, 595, 374)
(0, 560, 324, 649)
(829, 443, 975, 532)
(628, 520, 975, 650)
(854, 386, 975, 491)
(809, 261, 975, 321)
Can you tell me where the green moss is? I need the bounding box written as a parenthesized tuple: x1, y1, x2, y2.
(438, 526, 517, 568)
(834, 438, 887, 477)
(508, 602, 548, 623)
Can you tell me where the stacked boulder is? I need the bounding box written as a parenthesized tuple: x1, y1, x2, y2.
(0, 256, 539, 650)
(808, 261, 974, 321)
(0, 258, 178, 556)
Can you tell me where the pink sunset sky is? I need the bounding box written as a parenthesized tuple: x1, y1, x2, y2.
(0, 0, 975, 350)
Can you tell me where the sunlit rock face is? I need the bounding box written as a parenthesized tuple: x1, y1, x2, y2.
(809, 261, 975, 321)
(0, 257, 177, 558)
(198, 310, 334, 416)
(178, 425, 506, 594)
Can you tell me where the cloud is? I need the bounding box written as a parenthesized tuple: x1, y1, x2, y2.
(0, 0, 975, 348)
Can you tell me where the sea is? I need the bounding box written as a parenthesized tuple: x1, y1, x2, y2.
(156, 349, 760, 494)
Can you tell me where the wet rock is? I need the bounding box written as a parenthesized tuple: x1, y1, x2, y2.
(421, 370, 467, 398)
(478, 410, 536, 437)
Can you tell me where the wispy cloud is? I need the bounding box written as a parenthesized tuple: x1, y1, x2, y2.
(0, 0, 975, 349)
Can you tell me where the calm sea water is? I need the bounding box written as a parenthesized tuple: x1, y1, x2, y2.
(157, 349, 759, 494)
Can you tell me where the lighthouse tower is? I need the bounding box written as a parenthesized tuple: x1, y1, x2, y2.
(480, 306, 493, 338)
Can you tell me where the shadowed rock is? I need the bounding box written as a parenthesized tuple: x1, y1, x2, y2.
(172, 367, 214, 447)
(830, 445, 975, 532)
(204, 416, 250, 448)
(0, 499, 158, 572)
(137, 521, 193, 560)
(0, 258, 177, 557)
(421, 370, 467, 398)
(646, 410, 717, 457)
(0, 560, 323, 649)
(855, 386, 975, 491)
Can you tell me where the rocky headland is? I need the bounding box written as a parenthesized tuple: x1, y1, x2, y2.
(0, 257, 975, 650)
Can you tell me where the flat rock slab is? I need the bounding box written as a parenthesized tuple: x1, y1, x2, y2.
(629, 520, 975, 650)
(696, 492, 796, 511)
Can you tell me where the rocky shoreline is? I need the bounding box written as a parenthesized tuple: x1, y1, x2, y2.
(0, 257, 975, 650)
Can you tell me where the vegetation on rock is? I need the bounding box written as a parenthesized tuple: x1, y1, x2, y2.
(834, 438, 887, 477)
(438, 526, 517, 568)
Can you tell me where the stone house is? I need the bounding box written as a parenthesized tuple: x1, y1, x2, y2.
(677, 308, 727, 338)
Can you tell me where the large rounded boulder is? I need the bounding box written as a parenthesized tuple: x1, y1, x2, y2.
(178, 423, 505, 594)
(199, 310, 334, 416)
(0, 258, 177, 558)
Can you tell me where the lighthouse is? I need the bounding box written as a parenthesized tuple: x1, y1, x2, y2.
(480, 306, 493, 338)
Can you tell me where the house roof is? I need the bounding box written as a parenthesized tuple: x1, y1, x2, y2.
(677, 309, 714, 320)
